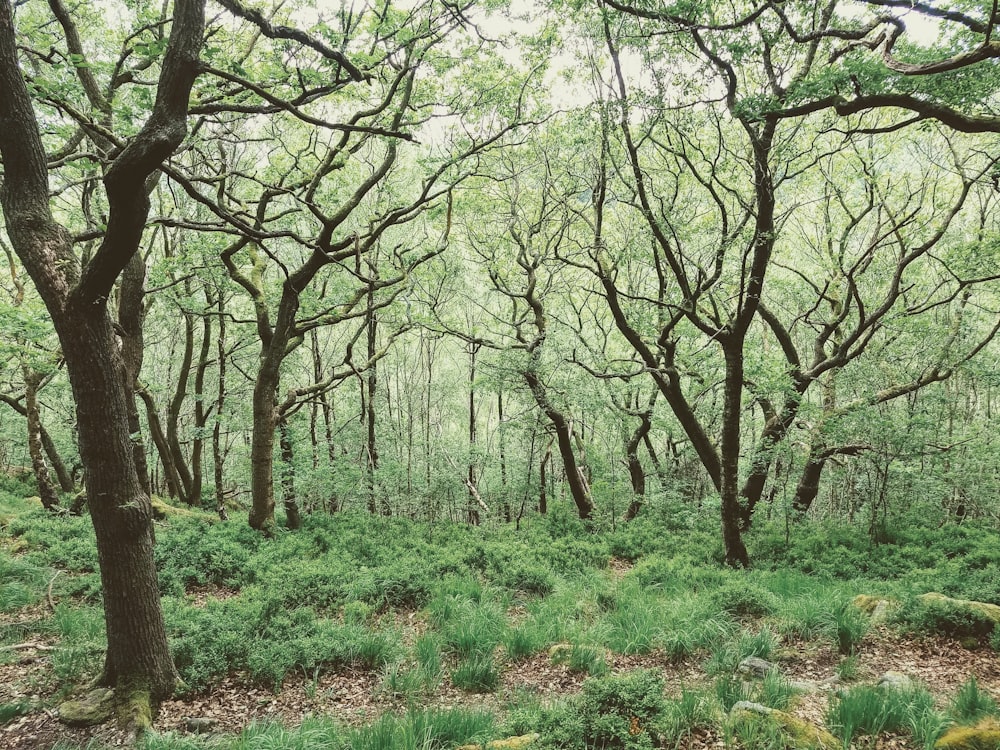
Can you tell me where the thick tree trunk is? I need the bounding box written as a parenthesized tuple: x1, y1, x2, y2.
(0, 0, 203, 718)
(61, 305, 177, 699)
(792, 451, 825, 516)
(248, 356, 280, 533)
(23, 367, 60, 511)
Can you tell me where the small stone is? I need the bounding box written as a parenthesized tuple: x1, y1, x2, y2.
(737, 656, 776, 678)
(877, 670, 913, 690)
(730, 700, 774, 716)
(58, 688, 114, 727)
(186, 717, 219, 734)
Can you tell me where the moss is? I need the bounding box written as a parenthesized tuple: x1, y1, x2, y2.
(918, 594, 1000, 625)
(116, 681, 153, 732)
(457, 733, 540, 750)
(935, 719, 1000, 750)
(149, 496, 212, 522)
(57, 688, 114, 727)
(731, 705, 838, 750)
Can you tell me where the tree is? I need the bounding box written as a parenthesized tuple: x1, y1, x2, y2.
(0, 0, 205, 721)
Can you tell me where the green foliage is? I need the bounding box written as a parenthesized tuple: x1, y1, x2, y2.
(576, 669, 667, 750)
(709, 580, 778, 618)
(950, 677, 999, 724)
(450, 653, 501, 693)
(896, 597, 997, 640)
(828, 602, 870, 656)
(165, 592, 402, 691)
(827, 684, 939, 747)
(47, 604, 105, 684)
(0, 699, 31, 724)
(0, 552, 49, 612)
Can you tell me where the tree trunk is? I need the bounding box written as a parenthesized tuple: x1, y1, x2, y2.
(0, 393, 74, 491)
(624, 409, 652, 521)
(279, 415, 301, 530)
(23, 366, 60, 510)
(0, 0, 203, 716)
(791, 450, 825, 516)
(212, 291, 228, 520)
(166, 312, 196, 503)
(118, 252, 151, 495)
(467, 343, 480, 525)
(137, 388, 184, 500)
(720, 342, 750, 568)
(188, 304, 212, 505)
(63, 308, 177, 698)
(248, 353, 280, 533)
(523, 369, 593, 520)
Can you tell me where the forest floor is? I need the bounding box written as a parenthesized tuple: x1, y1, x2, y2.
(2, 587, 999, 749)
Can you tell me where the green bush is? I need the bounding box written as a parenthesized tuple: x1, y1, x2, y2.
(577, 669, 667, 750)
(709, 580, 778, 618)
(897, 597, 997, 640)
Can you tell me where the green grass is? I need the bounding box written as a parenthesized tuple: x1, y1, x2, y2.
(3, 491, 1000, 750)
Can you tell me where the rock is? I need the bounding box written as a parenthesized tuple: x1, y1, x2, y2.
(57, 688, 114, 727)
(457, 732, 540, 750)
(917, 593, 1000, 625)
(934, 718, 1000, 750)
(150, 496, 208, 521)
(731, 700, 774, 715)
(877, 671, 913, 690)
(851, 594, 899, 624)
(789, 676, 839, 693)
(186, 717, 219, 734)
(729, 702, 838, 750)
(738, 656, 776, 678)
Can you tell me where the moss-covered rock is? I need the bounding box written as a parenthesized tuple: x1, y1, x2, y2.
(852, 594, 899, 623)
(57, 688, 114, 727)
(935, 718, 1000, 750)
(917, 593, 1000, 626)
(149, 496, 213, 522)
(457, 732, 540, 750)
(729, 701, 838, 750)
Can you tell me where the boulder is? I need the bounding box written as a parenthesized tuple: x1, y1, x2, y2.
(457, 732, 540, 750)
(877, 671, 914, 691)
(57, 688, 114, 727)
(186, 717, 219, 734)
(738, 656, 777, 678)
(729, 701, 838, 750)
(935, 718, 1000, 750)
(852, 594, 900, 624)
(917, 593, 1000, 625)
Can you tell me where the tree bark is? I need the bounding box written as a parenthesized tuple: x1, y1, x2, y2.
(23, 367, 60, 511)
(0, 0, 205, 713)
(166, 312, 196, 503)
(278, 415, 301, 529)
(212, 290, 228, 520)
